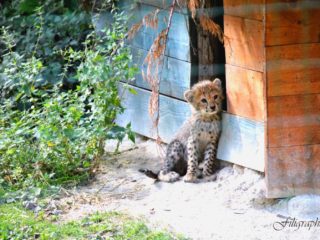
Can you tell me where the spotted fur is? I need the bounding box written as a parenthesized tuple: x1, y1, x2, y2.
(142, 79, 223, 183)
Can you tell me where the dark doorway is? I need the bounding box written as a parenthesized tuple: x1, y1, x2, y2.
(189, 0, 226, 110)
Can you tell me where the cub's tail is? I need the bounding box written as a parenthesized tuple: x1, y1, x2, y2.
(139, 169, 180, 182)
(138, 168, 159, 180)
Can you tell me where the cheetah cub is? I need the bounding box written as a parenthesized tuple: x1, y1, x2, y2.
(141, 78, 223, 183)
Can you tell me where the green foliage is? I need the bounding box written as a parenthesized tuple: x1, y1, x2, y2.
(0, 204, 181, 239)
(0, 2, 137, 190)
(0, 0, 92, 87)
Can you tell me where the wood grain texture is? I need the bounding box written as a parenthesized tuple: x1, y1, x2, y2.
(267, 43, 320, 97)
(268, 93, 320, 147)
(128, 30, 190, 62)
(117, 84, 265, 171)
(266, 0, 320, 46)
(116, 84, 192, 143)
(129, 47, 191, 100)
(124, 2, 190, 61)
(224, 0, 264, 20)
(226, 64, 265, 121)
(137, 0, 188, 14)
(129, 3, 189, 44)
(217, 113, 265, 172)
(137, 0, 172, 8)
(266, 144, 320, 198)
(224, 15, 264, 72)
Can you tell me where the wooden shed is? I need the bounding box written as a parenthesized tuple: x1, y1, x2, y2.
(112, 0, 320, 198)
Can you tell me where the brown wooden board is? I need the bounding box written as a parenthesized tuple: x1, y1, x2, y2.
(224, 15, 264, 72)
(266, 144, 320, 198)
(226, 64, 265, 121)
(266, 43, 320, 97)
(266, 0, 320, 46)
(117, 84, 265, 172)
(224, 0, 264, 20)
(267, 93, 320, 148)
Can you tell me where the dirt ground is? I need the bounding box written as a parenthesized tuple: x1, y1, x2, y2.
(55, 137, 320, 240)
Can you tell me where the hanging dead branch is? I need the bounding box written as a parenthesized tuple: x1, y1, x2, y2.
(187, 0, 200, 19)
(127, 8, 160, 39)
(143, 0, 176, 141)
(199, 15, 224, 43)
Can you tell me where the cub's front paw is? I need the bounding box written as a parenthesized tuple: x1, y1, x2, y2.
(183, 173, 197, 183)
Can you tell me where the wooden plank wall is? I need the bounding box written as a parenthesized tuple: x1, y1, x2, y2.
(223, 0, 266, 171)
(117, 84, 191, 143)
(117, 83, 265, 171)
(265, 0, 320, 198)
(108, 0, 266, 172)
(224, 0, 265, 122)
(121, 0, 191, 100)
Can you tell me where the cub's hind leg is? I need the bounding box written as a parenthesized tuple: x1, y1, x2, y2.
(158, 140, 185, 182)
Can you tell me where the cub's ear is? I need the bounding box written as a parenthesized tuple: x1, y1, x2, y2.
(212, 78, 222, 89)
(184, 90, 194, 103)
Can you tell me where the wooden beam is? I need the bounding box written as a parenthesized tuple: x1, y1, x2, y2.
(224, 15, 264, 72)
(224, 0, 264, 21)
(129, 47, 191, 100)
(128, 30, 190, 62)
(267, 93, 320, 147)
(116, 84, 191, 143)
(266, 0, 320, 46)
(226, 64, 265, 121)
(266, 43, 320, 97)
(128, 3, 190, 44)
(266, 144, 320, 198)
(217, 113, 265, 172)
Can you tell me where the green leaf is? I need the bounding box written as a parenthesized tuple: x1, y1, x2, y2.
(128, 88, 137, 95)
(36, 60, 43, 70)
(128, 131, 135, 143)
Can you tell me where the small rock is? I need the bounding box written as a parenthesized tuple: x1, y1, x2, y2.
(150, 208, 155, 214)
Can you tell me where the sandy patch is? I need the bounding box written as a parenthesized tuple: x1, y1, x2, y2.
(56, 138, 320, 240)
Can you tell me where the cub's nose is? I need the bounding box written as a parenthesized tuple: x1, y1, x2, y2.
(210, 105, 216, 111)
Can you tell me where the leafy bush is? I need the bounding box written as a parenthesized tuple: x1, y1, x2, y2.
(0, 0, 92, 87)
(0, 2, 137, 190)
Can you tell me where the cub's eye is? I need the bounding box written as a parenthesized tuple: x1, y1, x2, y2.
(201, 98, 207, 103)
(213, 95, 218, 100)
